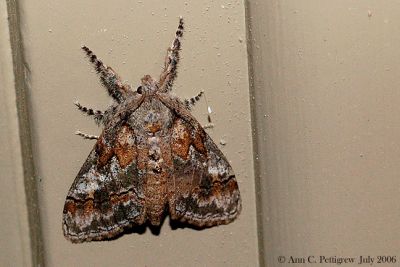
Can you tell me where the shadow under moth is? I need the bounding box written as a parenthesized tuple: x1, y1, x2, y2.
(62, 17, 241, 243)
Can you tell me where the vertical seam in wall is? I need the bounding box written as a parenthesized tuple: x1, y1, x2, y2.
(6, 1, 45, 266)
(244, 1, 265, 266)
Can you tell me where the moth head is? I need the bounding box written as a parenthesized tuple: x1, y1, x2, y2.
(137, 74, 158, 94)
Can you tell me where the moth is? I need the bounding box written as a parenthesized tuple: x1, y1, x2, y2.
(62, 17, 241, 243)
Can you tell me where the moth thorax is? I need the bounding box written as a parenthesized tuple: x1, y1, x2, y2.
(142, 101, 171, 134)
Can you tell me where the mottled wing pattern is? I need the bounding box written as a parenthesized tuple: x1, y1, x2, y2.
(63, 125, 145, 243)
(168, 117, 241, 227)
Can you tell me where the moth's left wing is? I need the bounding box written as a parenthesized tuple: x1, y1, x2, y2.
(63, 125, 146, 242)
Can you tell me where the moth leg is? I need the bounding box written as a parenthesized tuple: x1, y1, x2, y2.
(183, 90, 214, 128)
(159, 17, 184, 92)
(81, 46, 130, 102)
(184, 90, 204, 110)
(75, 130, 99, 140)
(74, 101, 104, 125)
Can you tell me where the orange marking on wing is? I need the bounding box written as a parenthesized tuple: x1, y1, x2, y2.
(192, 128, 207, 155)
(83, 200, 94, 216)
(171, 119, 191, 160)
(96, 135, 114, 168)
(65, 201, 77, 215)
(115, 125, 137, 168)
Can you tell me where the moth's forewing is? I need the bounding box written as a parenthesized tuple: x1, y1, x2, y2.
(63, 126, 145, 243)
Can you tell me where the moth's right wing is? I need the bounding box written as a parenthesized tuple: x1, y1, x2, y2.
(167, 117, 241, 227)
(157, 94, 241, 227)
